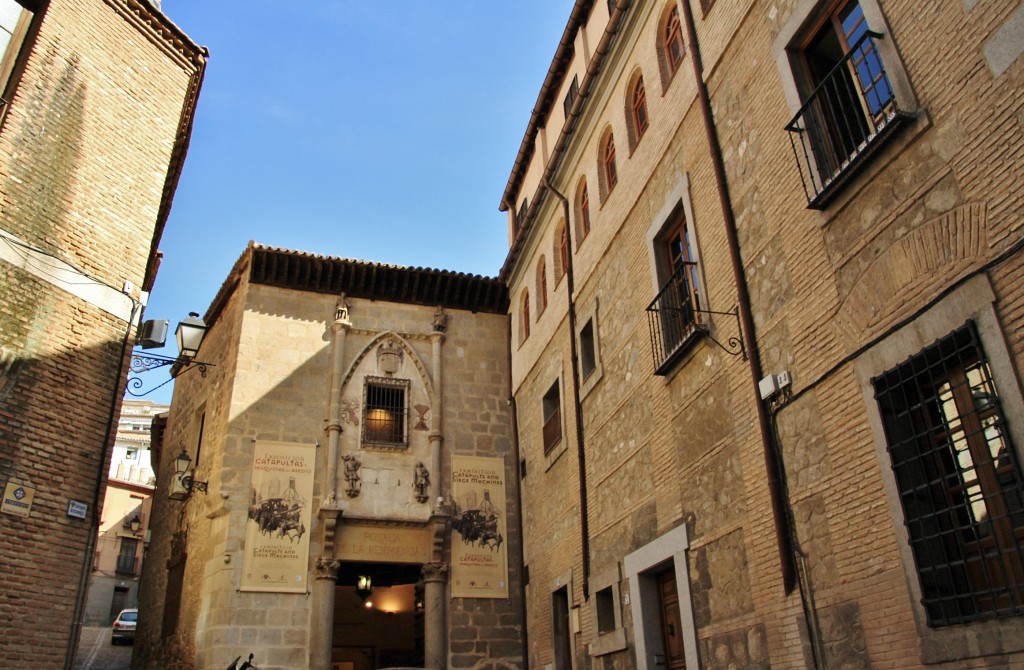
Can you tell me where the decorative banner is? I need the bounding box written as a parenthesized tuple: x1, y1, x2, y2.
(241, 441, 315, 593)
(450, 455, 508, 599)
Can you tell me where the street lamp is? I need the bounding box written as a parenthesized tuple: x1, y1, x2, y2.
(129, 515, 142, 534)
(127, 312, 214, 397)
(175, 312, 207, 361)
(356, 575, 373, 603)
(168, 448, 208, 500)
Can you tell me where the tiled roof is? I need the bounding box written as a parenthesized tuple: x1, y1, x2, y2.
(206, 243, 509, 326)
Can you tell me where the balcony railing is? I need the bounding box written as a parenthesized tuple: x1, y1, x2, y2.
(647, 262, 705, 375)
(115, 555, 137, 575)
(785, 30, 912, 209)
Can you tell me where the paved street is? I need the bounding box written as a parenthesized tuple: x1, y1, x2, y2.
(73, 627, 132, 670)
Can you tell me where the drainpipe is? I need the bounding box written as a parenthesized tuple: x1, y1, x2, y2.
(543, 178, 591, 599)
(679, 0, 797, 593)
(506, 316, 530, 668)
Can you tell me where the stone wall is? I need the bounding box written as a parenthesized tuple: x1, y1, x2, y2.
(138, 261, 522, 670)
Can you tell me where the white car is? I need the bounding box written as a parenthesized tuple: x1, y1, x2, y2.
(111, 608, 137, 645)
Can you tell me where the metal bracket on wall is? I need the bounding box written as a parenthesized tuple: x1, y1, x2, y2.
(126, 352, 212, 397)
(695, 305, 747, 360)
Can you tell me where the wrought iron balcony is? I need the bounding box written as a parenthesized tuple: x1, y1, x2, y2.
(115, 555, 137, 575)
(785, 30, 913, 209)
(646, 262, 705, 375)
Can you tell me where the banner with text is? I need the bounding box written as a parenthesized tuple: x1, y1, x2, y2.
(241, 441, 315, 592)
(450, 455, 508, 599)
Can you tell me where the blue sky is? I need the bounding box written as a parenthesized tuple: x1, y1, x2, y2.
(133, 2, 571, 403)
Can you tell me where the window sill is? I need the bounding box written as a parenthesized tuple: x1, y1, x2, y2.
(361, 441, 409, 452)
(588, 628, 627, 657)
(544, 437, 568, 472)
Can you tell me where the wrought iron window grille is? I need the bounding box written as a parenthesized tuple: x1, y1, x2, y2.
(873, 322, 1024, 626)
(363, 376, 409, 447)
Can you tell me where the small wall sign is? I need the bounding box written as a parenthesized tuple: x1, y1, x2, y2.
(67, 499, 88, 519)
(1, 481, 35, 518)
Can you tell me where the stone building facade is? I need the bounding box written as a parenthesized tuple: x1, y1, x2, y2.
(135, 244, 524, 670)
(0, 1, 204, 667)
(502, 1, 1024, 669)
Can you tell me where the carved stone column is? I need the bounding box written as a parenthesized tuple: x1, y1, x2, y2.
(310, 557, 341, 670)
(422, 561, 449, 670)
(326, 304, 351, 503)
(428, 329, 445, 503)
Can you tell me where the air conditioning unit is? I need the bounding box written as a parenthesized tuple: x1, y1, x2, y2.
(138, 319, 169, 349)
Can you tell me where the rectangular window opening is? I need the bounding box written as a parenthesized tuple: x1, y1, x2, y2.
(542, 380, 562, 455)
(596, 586, 616, 633)
(580, 320, 596, 380)
(873, 321, 1024, 627)
(784, 0, 912, 207)
(364, 377, 409, 447)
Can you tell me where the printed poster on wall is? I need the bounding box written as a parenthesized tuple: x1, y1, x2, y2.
(450, 455, 509, 599)
(241, 440, 315, 593)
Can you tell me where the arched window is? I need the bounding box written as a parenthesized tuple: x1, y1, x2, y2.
(602, 132, 618, 196)
(660, 4, 686, 87)
(632, 75, 649, 140)
(521, 290, 531, 343)
(553, 219, 568, 283)
(536, 257, 548, 314)
(576, 180, 591, 243)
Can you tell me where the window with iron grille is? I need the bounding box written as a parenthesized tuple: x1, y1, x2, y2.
(873, 322, 1024, 626)
(542, 381, 562, 455)
(363, 377, 409, 447)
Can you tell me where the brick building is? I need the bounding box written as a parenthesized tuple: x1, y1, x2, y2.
(502, 0, 1024, 669)
(135, 244, 524, 670)
(0, 1, 205, 667)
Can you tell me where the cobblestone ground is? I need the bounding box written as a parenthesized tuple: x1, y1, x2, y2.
(73, 627, 132, 670)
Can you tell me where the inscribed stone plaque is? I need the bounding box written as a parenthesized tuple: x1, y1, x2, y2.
(450, 455, 509, 599)
(241, 441, 315, 592)
(337, 526, 432, 564)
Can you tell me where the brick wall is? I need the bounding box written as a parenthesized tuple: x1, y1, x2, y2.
(508, 0, 1024, 668)
(0, 1, 202, 667)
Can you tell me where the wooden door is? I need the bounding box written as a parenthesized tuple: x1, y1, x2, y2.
(657, 569, 687, 670)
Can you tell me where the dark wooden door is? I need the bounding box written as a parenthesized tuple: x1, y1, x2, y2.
(657, 568, 686, 669)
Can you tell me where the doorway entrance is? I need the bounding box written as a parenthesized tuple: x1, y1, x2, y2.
(331, 561, 424, 670)
(656, 567, 686, 669)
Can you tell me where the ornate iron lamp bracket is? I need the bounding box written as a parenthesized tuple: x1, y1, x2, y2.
(126, 353, 213, 397)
